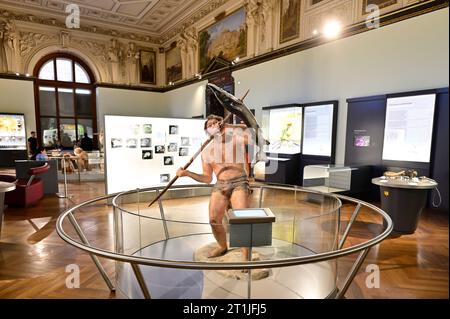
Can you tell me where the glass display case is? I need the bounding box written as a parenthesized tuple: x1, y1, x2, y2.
(303, 165, 356, 193)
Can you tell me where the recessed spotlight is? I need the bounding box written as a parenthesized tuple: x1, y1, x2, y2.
(25, 73, 30, 77)
(323, 20, 342, 39)
(312, 29, 319, 36)
(15, 73, 20, 76)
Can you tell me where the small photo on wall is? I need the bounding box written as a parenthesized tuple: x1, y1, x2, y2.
(179, 147, 189, 157)
(129, 124, 140, 135)
(126, 138, 138, 148)
(192, 137, 202, 147)
(143, 124, 153, 134)
(142, 150, 153, 160)
(164, 156, 174, 166)
(154, 132, 166, 145)
(141, 138, 152, 148)
(160, 174, 170, 183)
(354, 135, 371, 147)
(111, 138, 123, 148)
(169, 125, 179, 135)
(168, 143, 178, 152)
(181, 137, 190, 146)
(155, 145, 166, 154)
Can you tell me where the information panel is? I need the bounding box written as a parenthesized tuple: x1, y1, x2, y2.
(302, 104, 334, 156)
(262, 106, 302, 154)
(382, 94, 436, 163)
(104, 115, 208, 194)
(0, 113, 26, 150)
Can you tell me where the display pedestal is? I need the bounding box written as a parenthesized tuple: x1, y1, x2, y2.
(264, 153, 301, 185)
(372, 177, 437, 234)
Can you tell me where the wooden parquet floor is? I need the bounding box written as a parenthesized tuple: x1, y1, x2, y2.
(0, 179, 448, 299)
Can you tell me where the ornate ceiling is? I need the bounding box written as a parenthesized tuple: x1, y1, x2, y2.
(0, 0, 231, 43)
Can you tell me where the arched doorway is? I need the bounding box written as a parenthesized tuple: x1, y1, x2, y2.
(33, 53, 97, 149)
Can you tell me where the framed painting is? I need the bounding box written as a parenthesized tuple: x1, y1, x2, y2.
(280, 0, 301, 44)
(166, 46, 182, 84)
(139, 50, 156, 84)
(199, 8, 247, 72)
(362, 0, 398, 14)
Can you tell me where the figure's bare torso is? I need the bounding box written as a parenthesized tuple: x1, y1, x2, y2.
(202, 131, 248, 180)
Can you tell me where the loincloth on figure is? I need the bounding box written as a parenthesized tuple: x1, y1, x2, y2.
(212, 175, 250, 198)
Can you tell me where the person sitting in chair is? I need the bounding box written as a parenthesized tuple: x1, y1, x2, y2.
(35, 147, 48, 161)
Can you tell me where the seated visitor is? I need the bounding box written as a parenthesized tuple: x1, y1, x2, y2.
(35, 147, 48, 161)
(80, 133, 94, 151)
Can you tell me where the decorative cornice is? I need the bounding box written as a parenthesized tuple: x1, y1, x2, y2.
(0, 73, 35, 81)
(0, 8, 161, 44)
(0, 0, 234, 45)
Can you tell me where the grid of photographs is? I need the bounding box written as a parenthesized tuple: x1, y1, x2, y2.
(109, 123, 200, 179)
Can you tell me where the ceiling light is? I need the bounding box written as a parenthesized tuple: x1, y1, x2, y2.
(323, 20, 342, 39)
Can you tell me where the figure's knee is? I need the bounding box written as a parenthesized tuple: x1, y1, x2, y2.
(209, 217, 221, 226)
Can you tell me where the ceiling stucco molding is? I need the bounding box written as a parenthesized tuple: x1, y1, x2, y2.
(0, 7, 161, 44)
(0, 0, 236, 45)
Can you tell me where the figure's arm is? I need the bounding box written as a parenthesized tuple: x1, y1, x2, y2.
(224, 123, 247, 130)
(176, 157, 213, 184)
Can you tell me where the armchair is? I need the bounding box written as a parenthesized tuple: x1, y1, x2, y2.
(0, 163, 50, 207)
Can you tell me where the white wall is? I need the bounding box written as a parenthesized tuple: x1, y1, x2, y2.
(0, 78, 36, 137)
(233, 8, 449, 164)
(96, 87, 166, 131)
(164, 81, 208, 118)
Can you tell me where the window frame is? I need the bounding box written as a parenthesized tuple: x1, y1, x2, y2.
(33, 53, 97, 149)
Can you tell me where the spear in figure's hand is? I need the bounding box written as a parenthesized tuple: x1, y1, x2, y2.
(147, 88, 250, 208)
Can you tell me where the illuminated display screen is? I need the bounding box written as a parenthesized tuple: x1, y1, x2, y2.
(302, 104, 334, 156)
(0, 114, 26, 150)
(382, 94, 436, 163)
(233, 209, 268, 217)
(262, 106, 302, 154)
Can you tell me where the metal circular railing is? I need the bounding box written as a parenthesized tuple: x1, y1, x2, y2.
(56, 183, 393, 299)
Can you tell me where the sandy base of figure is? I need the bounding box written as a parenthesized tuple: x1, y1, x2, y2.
(194, 242, 270, 280)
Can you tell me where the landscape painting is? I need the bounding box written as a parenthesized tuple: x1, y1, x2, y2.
(199, 8, 247, 72)
(166, 46, 182, 84)
(280, 0, 301, 44)
(363, 0, 397, 14)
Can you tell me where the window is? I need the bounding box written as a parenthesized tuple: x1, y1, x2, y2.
(34, 53, 97, 149)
